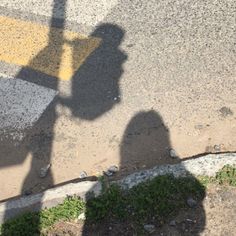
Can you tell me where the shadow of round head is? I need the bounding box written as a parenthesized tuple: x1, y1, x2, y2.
(90, 23, 125, 47)
(120, 110, 179, 173)
(68, 23, 127, 121)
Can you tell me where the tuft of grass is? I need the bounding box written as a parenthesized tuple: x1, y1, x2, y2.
(86, 174, 205, 225)
(215, 165, 236, 186)
(199, 165, 236, 187)
(0, 196, 85, 236)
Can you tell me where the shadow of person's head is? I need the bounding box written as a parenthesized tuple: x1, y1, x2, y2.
(90, 23, 125, 47)
(64, 23, 127, 120)
(120, 110, 179, 175)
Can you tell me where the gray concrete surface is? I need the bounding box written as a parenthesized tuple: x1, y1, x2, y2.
(0, 0, 235, 200)
(117, 152, 236, 189)
(0, 76, 57, 142)
(0, 180, 102, 224)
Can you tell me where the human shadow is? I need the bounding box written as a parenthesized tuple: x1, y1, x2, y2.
(1, 0, 67, 233)
(119, 110, 179, 175)
(83, 110, 206, 235)
(1, 2, 128, 234)
(60, 23, 127, 120)
(10, 0, 67, 197)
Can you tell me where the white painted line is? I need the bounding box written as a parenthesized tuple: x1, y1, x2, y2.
(0, 0, 119, 27)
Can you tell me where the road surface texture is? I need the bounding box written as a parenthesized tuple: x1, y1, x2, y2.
(0, 0, 235, 200)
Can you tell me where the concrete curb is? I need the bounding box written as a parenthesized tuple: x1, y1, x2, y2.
(0, 181, 101, 224)
(116, 153, 236, 189)
(1, 152, 236, 224)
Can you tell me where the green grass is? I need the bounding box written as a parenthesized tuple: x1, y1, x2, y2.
(86, 175, 205, 225)
(199, 165, 236, 187)
(0, 197, 85, 236)
(1, 165, 236, 235)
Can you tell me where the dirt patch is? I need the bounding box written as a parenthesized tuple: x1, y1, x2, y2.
(1, 105, 236, 201)
(47, 184, 236, 236)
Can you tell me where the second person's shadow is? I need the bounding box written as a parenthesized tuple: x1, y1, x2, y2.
(82, 110, 206, 235)
(120, 111, 206, 234)
(120, 110, 179, 175)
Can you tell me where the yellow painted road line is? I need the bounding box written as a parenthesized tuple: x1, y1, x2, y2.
(0, 16, 101, 80)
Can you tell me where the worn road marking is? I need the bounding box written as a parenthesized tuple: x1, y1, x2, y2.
(0, 16, 101, 80)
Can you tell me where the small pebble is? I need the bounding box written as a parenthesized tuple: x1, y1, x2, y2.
(103, 170, 113, 177)
(214, 145, 221, 152)
(24, 189, 32, 196)
(40, 186, 46, 190)
(219, 106, 233, 117)
(186, 219, 194, 223)
(169, 149, 178, 158)
(104, 165, 119, 176)
(144, 224, 156, 234)
(169, 220, 176, 227)
(194, 124, 204, 130)
(39, 164, 51, 178)
(127, 43, 134, 48)
(79, 171, 88, 179)
(108, 165, 119, 173)
(78, 212, 86, 220)
(187, 197, 197, 208)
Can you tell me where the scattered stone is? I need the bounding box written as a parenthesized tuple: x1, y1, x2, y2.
(205, 145, 213, 153)
(79, 171, 88, 179)
(78, 212, 86, 220)
(187, 197, 197, 208)
(127, 43, 134, 48)
(186, 218, 196, 224)
(39, 164, 51, 178)
(214, 145, 221, 152)
(194, 124, 204, 130)
(103, 170, 113, 177)
(169, 149, 178, 158)
(40, 186, 46, 191)
(104, 165, 119, 177)
(169, 220, 176, 227)
(24, 189, 32, 196)
(144, 224, 156, 234)
(108, 165, 119, 173)
(219, 106, 233, 117)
